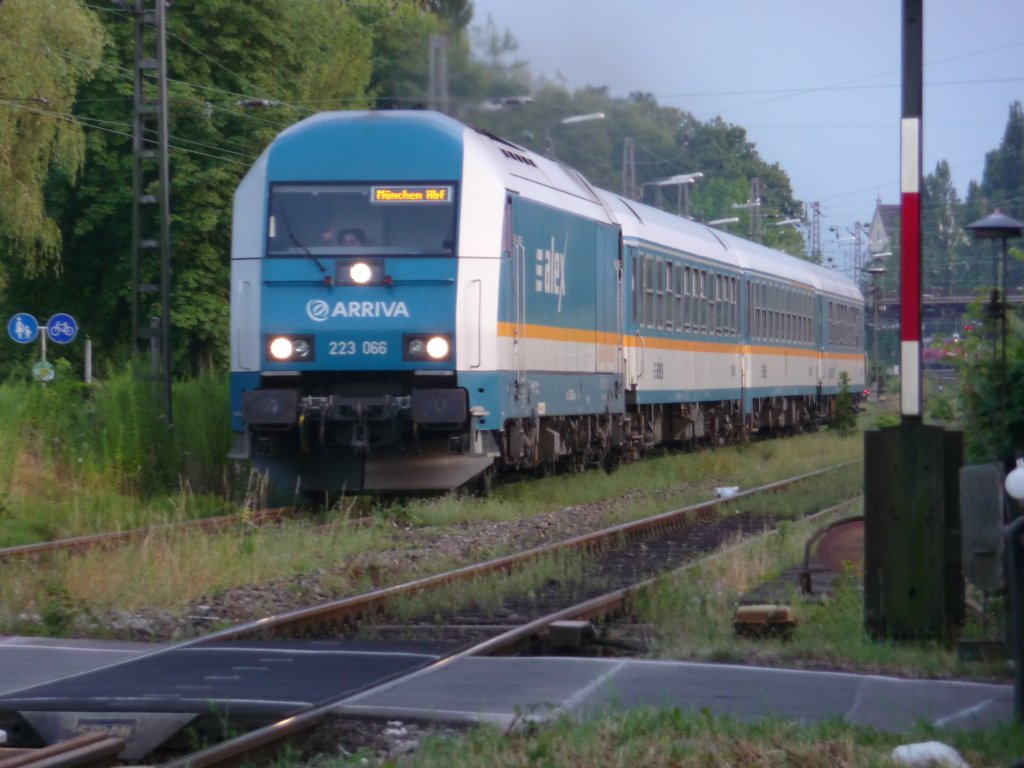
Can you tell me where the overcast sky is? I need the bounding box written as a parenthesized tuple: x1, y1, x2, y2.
(468, 0, 1024, 269)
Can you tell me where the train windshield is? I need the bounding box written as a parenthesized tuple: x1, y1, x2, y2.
(267, 183, 457, 257)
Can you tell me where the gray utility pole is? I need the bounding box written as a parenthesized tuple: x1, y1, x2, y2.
(128, 0, 173, 428)
(428, 36, 450, 115)
(809, 202, 823, 263)
(848, 222, 869, 279)
(622, 137, 636, 200)
(865, 259, 888, 398)
(751, 178, 761, 241)
(731, 178, 762, 242)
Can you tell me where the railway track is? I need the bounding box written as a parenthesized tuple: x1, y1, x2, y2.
(152, 462, 861, 768)
(0, 508, 302, 563)
(0, 732, 125, 768)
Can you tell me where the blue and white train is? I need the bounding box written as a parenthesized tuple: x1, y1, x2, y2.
(229, 110, 864, 494)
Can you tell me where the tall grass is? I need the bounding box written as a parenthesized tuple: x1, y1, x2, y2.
(0, 364, 234, 546)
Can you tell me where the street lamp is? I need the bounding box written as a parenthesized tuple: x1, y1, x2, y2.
(642, 172, 704, 218)
(731, 197, 761, 241)
(545, 112, 605, 157)
(478, 96, 534, 111)
(865, 259, 888, 400)
(235, 98, 282, 108)
(706, 217, 739, 228)
(965, 210, 1024, 460)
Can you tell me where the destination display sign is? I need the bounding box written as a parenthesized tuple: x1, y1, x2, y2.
(371, 186, 452, 204)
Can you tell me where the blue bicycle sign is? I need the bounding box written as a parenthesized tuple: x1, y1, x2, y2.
(7, 313, 39, 344)
(46, 313, 78, 344)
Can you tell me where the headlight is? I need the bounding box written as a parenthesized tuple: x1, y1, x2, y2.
(336, 259, 386, 286)
(426, 336, 449, 360)
(403, 333, 451, 362)
(269, 337, 293, 360)
(349, 262, 373, 284)
(267, 334, 314, 362)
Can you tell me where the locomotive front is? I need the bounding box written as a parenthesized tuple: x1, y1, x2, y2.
(229, 112, 496, 493)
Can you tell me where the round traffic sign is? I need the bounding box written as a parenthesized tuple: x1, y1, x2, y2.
(32, 361, 55, 383)
(7, 313, 39, 344)
(46, 313, 78, 344)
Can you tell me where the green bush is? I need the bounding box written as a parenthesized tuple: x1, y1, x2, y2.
(831, 371, 857, 437)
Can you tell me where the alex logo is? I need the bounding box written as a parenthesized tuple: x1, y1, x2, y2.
(534, 236, 567, 312)
(306, 299, 410, 321)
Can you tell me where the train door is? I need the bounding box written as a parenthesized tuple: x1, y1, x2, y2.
(816, 295, 825, 399)
(740, 278, 750, 427)
(595, 224, 623, 385)
(506, 195, 527, 395)
(626, 246, 646, 389)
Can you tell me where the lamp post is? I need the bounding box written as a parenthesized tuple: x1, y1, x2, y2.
(642, 172, 704, 218)
(865, 258, 888, 400)
(965, 210, 1024, 460)
(545, 112, 605, 158)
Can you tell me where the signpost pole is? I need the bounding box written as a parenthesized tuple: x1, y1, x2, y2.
(863, 0, 964, 640)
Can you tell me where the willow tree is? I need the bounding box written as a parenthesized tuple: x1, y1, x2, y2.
(0, 0, 104, 280)
(19, 0, 444, 375)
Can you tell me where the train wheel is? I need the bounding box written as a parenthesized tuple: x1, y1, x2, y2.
(603, 449, 622, 475)
(534, 458, 557, 478)
(561, 449, 585, 475)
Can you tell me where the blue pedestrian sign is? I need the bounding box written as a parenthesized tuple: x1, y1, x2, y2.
(47, 313, 78, 344)
(7, 313, 39, 344)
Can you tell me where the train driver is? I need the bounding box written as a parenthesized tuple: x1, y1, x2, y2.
(338, 228, 367, 246)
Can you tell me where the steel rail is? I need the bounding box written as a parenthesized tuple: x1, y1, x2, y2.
(0, 732, 124, 768)
(0, 508, 297, 562)
(157, 465, 861, 768)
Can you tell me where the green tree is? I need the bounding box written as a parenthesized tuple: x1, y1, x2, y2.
(419, 0, 473, 32)
(0, 0, 105, 280)
(831, 371, 857, 437)
(953, 297, 1024, 462)
(460, 13, 532, 106)
(348, 0, 446, 109)
(922, 160, 967, 298)
(23, 0, 385, 374)
(979, 101, 1024, 218)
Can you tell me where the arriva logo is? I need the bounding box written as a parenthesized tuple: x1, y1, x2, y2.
(306, 299, 331, 322)
(534, 236, 567, 312)
(306, 299, 410, 321)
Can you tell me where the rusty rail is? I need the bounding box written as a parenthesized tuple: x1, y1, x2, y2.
(0, 733, 124, 768)
(0, 508, 298, 562)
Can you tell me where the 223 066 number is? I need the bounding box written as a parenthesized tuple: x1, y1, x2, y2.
(329, 340, 388, 356)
